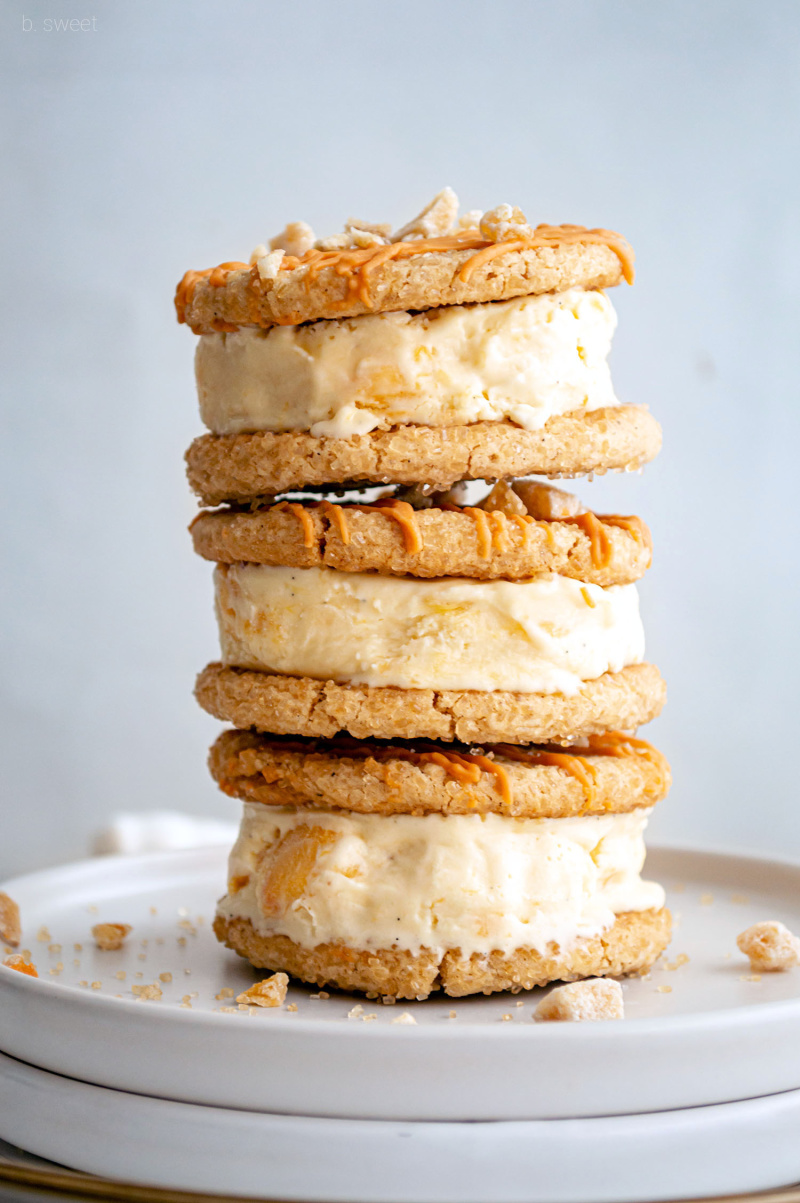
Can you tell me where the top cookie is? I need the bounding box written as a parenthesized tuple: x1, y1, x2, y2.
(175, 190, 634, 334)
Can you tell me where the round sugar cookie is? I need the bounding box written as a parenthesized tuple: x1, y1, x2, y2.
(209, 728, 671, 819)
(195, 661, 666, 746)
(186, 408, 662, 504)
(212, 908, 671, 1000)
(176, 231, 631, 334)
(190, 502, 652, 586)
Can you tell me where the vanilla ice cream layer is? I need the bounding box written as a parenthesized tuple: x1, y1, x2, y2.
(217, 806, 664, 958)
(215, 564, 643, 694)
(196, 288, 619, 437)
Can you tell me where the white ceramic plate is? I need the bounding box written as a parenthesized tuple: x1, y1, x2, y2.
(2, 1050, 800, 1203)
(1, 845, 799, 1121)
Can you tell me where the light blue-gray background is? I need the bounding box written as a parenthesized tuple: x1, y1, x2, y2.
(2, 0, 799, 876)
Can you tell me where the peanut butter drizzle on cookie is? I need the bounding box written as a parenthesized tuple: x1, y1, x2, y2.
(273, 501, 316, 549)
(585, 732, 669, 797)
(282, 231, 485, 310)
(175, 262, 249, 325)
(457, 225, 635, 286)
(561, 511, 612, 569)
(581, 587, 596, 608)
(361, 500, 423, 554)
(601, 514, 653, 559)
(487, 510, 510, 553)
(463, 507, 492, 558)
(177, 224, 633, 327)
(319, 500, 351, 545)
(493, 732, 666, 807)
(248, 730, 663, 810)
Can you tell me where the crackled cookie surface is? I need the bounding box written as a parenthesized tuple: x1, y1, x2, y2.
(187, 407, 661, 503)
(195, 661, 666, 746)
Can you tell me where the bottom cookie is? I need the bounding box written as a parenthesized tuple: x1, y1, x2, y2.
(213, 908, 671, 1000)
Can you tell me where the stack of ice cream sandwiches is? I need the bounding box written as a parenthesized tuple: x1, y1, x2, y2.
(177, 188, 672, 1000)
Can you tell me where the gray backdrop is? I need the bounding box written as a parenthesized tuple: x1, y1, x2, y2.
(2, 0, 799, 876)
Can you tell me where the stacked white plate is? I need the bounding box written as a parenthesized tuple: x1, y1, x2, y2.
(1, 845, 799, 1203)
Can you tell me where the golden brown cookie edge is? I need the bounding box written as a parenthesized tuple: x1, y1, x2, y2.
(186, 409, 661, 503)
(209, 728, 671, 819)
(190, 504, 652, 586)
(182, 241, 625, 333)
(195, 661, 666, 746)
(212, 908, 671, 999)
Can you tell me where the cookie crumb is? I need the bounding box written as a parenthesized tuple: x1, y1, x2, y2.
(382, 995, 397, 1005)
(347, 1004, 364, 1019)
(36, 926, 51, 943)
(92, 923, 132, 951)
(215, 987, 235, 1000)
(48, 943, 62, 955)
(391, 1011, 417, 1025)
(74, 943, 83, 952)
(159, 972, 173, 983)
(286, 1003, 298, 1012)
(362, 1013, 378, 1022)
(700, 893, 714, 906)
(740, 973, 762, 982)
(132, 983, 162, 1001)
(448, 1010, 457, 1019)
(149, 907, 158, 915)
(731, 894, 750, 905)
(515, 1000, 524, 1007)
(0, 893, 21, 947)
(656, 985, 672, 994)
(737, 921, 800, 972)
(534, 979, 624, 1022)
(501, 1013, 513, 1021)
(3, 953, 37, 978)
(665, 953, 690, 971)
(115, 970, 126, 980)
(91, 981, 102, 990)
(236, 972, 289, 1008)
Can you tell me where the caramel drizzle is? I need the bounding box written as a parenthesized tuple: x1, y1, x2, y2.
(319, 500, 351, 545)
(493, 732, 667, 806)
(370, 499, 423, 554)
(457, 225, 634, 285)
(175, 262, 249, 325)
(464, 507, 492, 558)
(176, 224, 633, 325)
(561, 511, 612, 569)
(256, 730, 663, 809)
(601, 514, 653, 558)
(260, 500, 646, 574)
(487, 510, 510, 553)
(273, 501, 315, 549)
